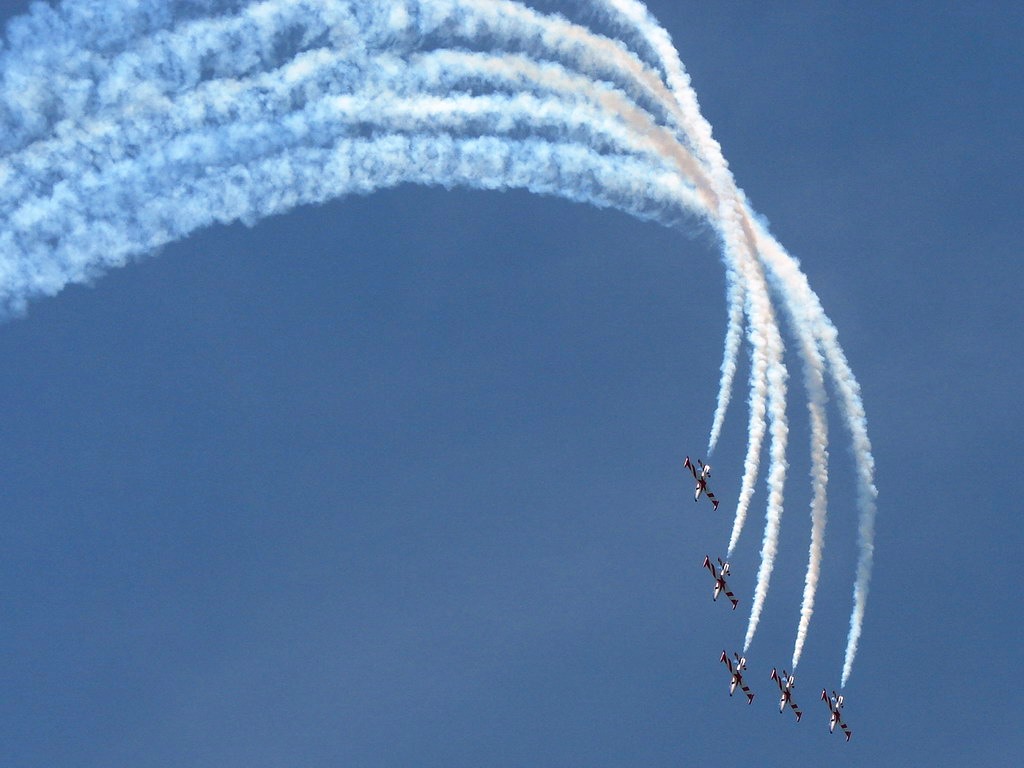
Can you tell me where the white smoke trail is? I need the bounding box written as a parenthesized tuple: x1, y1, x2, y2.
(0, 54, 724, 313)
(407, 3, 799, 620)
(588, 0, 775, 565)
(591, 0, 740, 454)
(0, 0, 876, 684)
(793, 385, 829, 672)
(591, 0, 798, 651)
(0, 11, 726, 307)
(765, 255, 830, 672)
(2, 0, 770, 663)
(752, 222, 877, 684)
(444, 9, 800, 643)
(708, 274, 745, 456)
(602, 0, 875, 676)
(592, 0, 863, 669)
(0, 2, 710, 311)
(589, 0, 744, 457)
(742, 321, 788, 653)
(417, 6, 788, 565)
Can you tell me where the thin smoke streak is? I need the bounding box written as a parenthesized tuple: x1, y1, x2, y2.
(709, 273, 745, 456)
(752, 221, 877, 684)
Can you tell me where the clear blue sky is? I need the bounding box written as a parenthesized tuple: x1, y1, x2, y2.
(1, 1, 1021, 765)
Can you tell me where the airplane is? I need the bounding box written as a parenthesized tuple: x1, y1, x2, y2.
(769, 668, 802, 722)
(821, 689, 852, 741)
(702, 555, 739, 609)
(720, 651, 754, 703)
(684, 456, 719, 510)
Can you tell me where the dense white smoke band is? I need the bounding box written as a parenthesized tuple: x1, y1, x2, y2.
(0, 0, 876, 686)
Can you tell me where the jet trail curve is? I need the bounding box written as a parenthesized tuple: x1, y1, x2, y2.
(0, 0, 877, 687)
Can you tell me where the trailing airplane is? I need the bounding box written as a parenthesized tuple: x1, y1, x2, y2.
(720, 651, 754, 704)
(684, 456, 719, 510)
(821, 689, 852, 741)
(769, 668, 802, 722)
(703, 555, 739, 609)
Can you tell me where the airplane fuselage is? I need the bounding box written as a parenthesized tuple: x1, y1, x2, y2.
(685, 457, 720, 510)
(721, 652, 754, 703)
(822, 690, 851, 740)
(829, 712, 840, 732)
(703, 557, 737, 608)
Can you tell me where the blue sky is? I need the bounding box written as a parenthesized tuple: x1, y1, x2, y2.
(1, 1, 1021, 765)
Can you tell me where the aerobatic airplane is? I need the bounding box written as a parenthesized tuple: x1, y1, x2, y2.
(684, 456, 719, 510)
(720, 651, 754, 703)
(770, 668, 802, 721)
(703, 555, 739, 609)
(821, 689, 852, 741)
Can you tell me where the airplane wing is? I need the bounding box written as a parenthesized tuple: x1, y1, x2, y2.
(724, 586, 738, 609)
(789, 699, 803, 722)
(739, 683, 754, 704)
(706, 489, 720, 510)
(703, 555, 716, 577)
(684, 456, 698, 480)
(720, 651, 733, 673)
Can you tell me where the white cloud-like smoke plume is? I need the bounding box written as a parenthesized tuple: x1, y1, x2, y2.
(0, 0, 876, 688)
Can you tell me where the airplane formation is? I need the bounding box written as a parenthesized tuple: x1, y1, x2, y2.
(685, 456, 853, 742)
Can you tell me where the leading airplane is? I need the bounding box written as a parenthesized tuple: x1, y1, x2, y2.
(703, 555, 739, 609)
(821, 689, 852, 741)
(720, 651, 754, 704)
(769, 668, 802, 722)
(684, 456, 719, 510)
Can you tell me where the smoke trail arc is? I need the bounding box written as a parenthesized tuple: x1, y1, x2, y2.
(0, 0, 876, 687)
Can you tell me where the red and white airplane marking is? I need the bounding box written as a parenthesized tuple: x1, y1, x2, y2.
(770, 668, 802, 722)
(684, 456, 719, 511)
(720, 651, 755, 704)
(703, 555, 739, 609)
(821, 689, 852, 741)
